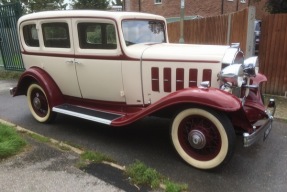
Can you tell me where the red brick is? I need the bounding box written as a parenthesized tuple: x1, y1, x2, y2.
(124, 0, 268, 20)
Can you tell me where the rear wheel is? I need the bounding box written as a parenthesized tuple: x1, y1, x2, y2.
(171, 108, 235, 170)
(27, 83, 56, 123)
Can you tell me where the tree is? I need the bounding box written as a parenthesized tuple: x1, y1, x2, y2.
(26, 0, 68, 13)
(111, 0, 122, 6)
(265, 0, 287, 14)
(71, 0, 109, 10)
(0, 0, 67, 13)
(253, 0, 287, 14)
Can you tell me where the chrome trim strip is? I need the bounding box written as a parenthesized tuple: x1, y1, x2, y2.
(242, 84, 258, 89)
(52, 107, 112, 125)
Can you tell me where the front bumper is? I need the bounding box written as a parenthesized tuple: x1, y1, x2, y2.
(243, 99, 276, 147)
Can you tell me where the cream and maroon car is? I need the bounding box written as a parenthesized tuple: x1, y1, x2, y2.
(11, 10, 275, 170)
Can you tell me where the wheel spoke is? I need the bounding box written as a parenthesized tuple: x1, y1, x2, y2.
(179, 115, 222, 161)
(31, 88, 48, 117)
(171, 108, 235, 169)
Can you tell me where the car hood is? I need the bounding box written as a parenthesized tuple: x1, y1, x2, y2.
(126, 43, 230, 63)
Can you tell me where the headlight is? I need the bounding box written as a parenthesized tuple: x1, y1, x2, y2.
(222, 44, 244, 66)
(218, 64, 244, 87)
(243, 56, 259, 77)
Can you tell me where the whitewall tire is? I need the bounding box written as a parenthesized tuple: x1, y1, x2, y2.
(171, 108, 235, 170)
(27, 83, 56, 123)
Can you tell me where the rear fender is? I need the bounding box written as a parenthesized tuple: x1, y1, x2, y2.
(13, 67, 64, 107)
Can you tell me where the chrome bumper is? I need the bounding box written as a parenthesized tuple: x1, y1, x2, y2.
(9, 87, 16, 96)
(243, 116, 273, 147)
(243, 99, 276, 147)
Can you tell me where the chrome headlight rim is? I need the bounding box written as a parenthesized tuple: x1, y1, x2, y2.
(243, 56, 259, 77)
(222, 44, 244, 66)
(218, 64, 244, 87)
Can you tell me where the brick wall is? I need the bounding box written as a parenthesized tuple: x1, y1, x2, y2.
(250, 0, 268, 19)
(125, 0, 268, 19)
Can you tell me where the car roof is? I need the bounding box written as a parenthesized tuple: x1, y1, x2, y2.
(18, 10, 166, 24)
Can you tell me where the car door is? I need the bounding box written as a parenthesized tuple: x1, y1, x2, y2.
(72, 18, 125, 102)
(20, 19, 82, 98)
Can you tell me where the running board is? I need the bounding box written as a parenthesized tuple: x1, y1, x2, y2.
(52, 104, 123, 125)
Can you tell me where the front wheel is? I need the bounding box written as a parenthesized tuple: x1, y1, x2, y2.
(171, 108, 235, 170)
(27, 83, 56, 123)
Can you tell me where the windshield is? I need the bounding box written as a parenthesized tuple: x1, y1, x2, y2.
(122, 20, 166, 46)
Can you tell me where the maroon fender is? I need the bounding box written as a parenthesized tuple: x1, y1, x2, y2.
(242, 73, 268, 123)
(13, 67, 64, 107)
(251, 73, 267, 85)
(112, 87, 242, 126)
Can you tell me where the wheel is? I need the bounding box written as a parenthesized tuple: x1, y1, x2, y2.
(27, 83, 56, 123)
(171, 108, 235, 170)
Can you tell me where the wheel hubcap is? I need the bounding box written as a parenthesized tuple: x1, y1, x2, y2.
(33, 93, 41, 110)
(188, 130, 206, 149)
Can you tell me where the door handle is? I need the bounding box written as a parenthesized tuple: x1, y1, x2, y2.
(65, 60, 74, 64)
(74, 61, 81, 65)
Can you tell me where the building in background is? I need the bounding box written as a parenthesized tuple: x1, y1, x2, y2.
(123, 0, 268, 20)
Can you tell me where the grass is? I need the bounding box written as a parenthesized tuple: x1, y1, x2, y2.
(126, 160, 161, 189)
(0, 69, 22, 80)
(80, 150, 114, 164)
(164, 180, 188, 192)
(126, 160, 188, 192)
(0, 123, 26, 159)
(79, 152, 188, 191)
(0, 122, 188, 191)
(28, 133, 50, 143)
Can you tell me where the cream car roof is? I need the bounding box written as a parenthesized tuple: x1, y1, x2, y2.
(18, 10, 166, 24)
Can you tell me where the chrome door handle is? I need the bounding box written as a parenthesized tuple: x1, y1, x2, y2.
(65, 60, 74, 64)
(74, 61, 81, 65)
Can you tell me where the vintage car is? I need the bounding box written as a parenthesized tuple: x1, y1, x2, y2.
(11, 10, 275, 170)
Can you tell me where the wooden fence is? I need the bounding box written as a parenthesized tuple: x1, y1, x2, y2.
(259, 14, 287, 96)
(167, 7, 254, 58)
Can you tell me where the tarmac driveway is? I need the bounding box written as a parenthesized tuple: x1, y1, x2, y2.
(1, 79, 287, 192)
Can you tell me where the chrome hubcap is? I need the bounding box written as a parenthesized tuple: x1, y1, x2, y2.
(33, 94, 41, 110)
(188, 130, 206, 149)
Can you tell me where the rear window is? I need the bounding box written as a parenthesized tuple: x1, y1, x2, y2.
(23, 24, 39, 47)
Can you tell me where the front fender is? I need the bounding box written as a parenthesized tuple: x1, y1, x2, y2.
(150, 87, 242, 112)
(13, 67, 64, 107)
(251, 73, 267, 85)
(112, 87, 242, 126)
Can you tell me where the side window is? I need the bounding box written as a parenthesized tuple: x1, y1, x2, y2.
(42, 22, 70, 48)
(23, 24, 39, 47)
(78, 22, 117, 49)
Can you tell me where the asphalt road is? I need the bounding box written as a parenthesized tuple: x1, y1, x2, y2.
(1, 80, 287, 192)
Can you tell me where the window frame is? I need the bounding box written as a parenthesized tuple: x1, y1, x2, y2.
(73, 18, 120, 56)
(77, 22, 117, 50)
(22, 24, 40, 47)
(154, 0, 162, 5)
(41, 22, 71, 48)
